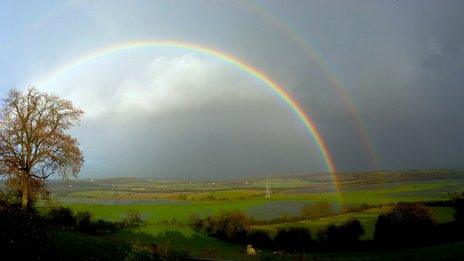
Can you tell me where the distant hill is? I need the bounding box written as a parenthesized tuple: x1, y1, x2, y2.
(95, 177, 147, 184)
(40, 169, 464, 196)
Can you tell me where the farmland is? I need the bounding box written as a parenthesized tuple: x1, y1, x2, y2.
(40, 169, 464, 259)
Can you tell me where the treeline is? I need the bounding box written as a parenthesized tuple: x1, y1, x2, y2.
(332, 169, 464, 184)
(190, 193, 464, 253)
(251, 201, 373, 225)
(46, 206, 143, 234)
(189, 210, 366, 252)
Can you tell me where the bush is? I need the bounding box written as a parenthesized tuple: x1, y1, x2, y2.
(453, 192, 464, 223)
(251, 214, 301, 225)
(274, 227, 312, 252)
(246, 230, 273, 249)
(212, 210, 250, 242)
(301, 201, 333, 220)
(190, 210, 251, 243)
(0, 199, 49, 258)
(318, 219, 364, 248)
(92, 219, 119, 234)
(205, 194, 216, 201)
(189, 213, 202, 229)
(341, 204, 372, 214)
(156, 218, 185, 227)
(374, 202, 435, 246)
(47, 206, 123, 235)
(123, 209, 143, 227)
(47, 207, 77, 229)
(75, 211, 93, 233)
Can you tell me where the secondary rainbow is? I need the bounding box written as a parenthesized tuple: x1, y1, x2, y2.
(37, 40, 340, 191)
(236, 0, 379, 168)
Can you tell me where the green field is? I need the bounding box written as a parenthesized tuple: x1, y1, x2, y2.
(47, 170, 464, 259)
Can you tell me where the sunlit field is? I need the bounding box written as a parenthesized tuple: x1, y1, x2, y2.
(39, 170, 462, 258)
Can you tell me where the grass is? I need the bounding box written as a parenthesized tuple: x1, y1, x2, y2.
(68, 200, 264, 222)
(57, 175, 463, 259)
(65, 195, 457, 256)
(49, 229, 134, 260)
(253, 206, 388, 240)
(431, 206, 456, 223)
(290, 241, 464, 260)
(254, 206, 455, 240)
(374, 241, 464, 260)
(115, 225, 242, 257)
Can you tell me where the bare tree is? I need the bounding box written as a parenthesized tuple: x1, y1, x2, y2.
(0, 87, 84, 208)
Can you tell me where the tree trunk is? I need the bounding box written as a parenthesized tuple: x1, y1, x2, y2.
(21, 186, 28, 208)
(21, 174, 29, 208)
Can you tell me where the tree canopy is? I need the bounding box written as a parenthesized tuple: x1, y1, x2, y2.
(0, 87, 84, 207)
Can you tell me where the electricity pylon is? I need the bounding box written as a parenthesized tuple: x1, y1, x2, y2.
(265, 175, 272, 198)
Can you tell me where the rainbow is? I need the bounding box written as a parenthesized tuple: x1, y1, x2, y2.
(236, 0, 379, 168)
(37, 40, 341, 192)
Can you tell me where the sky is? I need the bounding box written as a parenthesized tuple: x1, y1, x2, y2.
(0, 0, 463, 179)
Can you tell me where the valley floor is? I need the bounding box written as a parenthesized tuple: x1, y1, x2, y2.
(45, 170, 464, 259)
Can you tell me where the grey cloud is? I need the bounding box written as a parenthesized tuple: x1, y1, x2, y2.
(1, 1, 464, 178)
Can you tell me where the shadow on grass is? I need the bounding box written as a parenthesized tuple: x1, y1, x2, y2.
(116, 228, 243, 259)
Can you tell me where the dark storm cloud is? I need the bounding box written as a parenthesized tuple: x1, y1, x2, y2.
(75, 103, 323, 179)
(1, 1, 463, 178)
(270, 0, 464, 170)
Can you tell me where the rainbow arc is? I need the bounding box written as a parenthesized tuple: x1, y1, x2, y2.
(37, 39, 342, 196)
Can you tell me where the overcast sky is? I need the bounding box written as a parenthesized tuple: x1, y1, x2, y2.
(0, 1, 463, 178)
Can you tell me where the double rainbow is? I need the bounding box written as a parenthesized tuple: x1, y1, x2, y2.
(37, 40, 340, 192)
